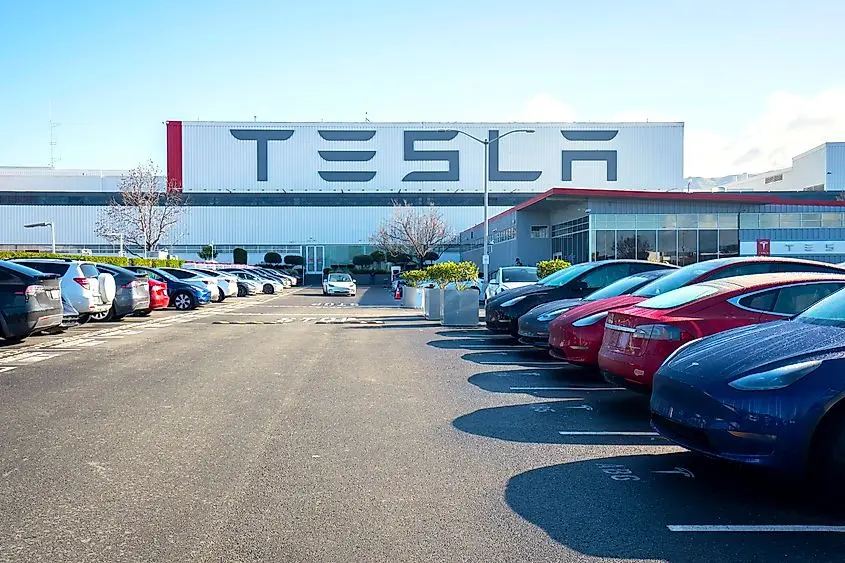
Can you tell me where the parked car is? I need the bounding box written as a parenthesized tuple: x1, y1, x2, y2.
(254, 268, 292, 288)
(158, 267, 223, 302)
(486, 260, 676, 337)
(58, 295, 80, 330)
(548, 257, 845, 367)
(134, 278, 170, 316)
(89, 263, 151, 322)
(222, 269, 284, 294)
(484, 266, 539, 302)
(650, 287, 845, 482)
(125, 266, 211, 310)
(236, 279, 261, 297)
(599, 273, 845, 391)
(0, 260, 63, 341)
(517, 269, 676, 348)
(322, 273, 357, 296)
(182, 267, 239, 300)
(13, 259, 115, 324)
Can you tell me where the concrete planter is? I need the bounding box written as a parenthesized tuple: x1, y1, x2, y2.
(424, 288, 442, 320)
(401, 287, 423, 309)
(440, 288, 480, 326)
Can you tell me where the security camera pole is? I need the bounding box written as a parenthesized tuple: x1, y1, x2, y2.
(438, 129, 535, 284)
(24, 221, 56, 253)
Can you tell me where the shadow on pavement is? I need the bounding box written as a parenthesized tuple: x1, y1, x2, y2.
(428, 338, 529, 351)
(468, 367, 605, 398)
(357, 287, 400, 307)
(436, 329, 501, 338)
(506, 453, 845, 562)
(461, 349, 563, 367)
(452, 395, 662, 446)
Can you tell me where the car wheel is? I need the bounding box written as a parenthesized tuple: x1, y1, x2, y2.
(217, 293, 226, 303)
(173, 291, 196, 311)
(263, 284, 274, 294)
(91, 306, 115, 322)
(77, 314, 90, 325)
(810, 407, 845, 492)
(237, 286, 246, 297)
(1, 334, 25, 342)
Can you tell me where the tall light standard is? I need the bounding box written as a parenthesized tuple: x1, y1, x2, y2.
(107, 232, 125, 256)
(24, 221, 56, 253)
(439, 128, 535, 284)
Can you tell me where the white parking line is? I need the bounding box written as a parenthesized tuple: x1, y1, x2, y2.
(0, 366, 16, 373)
(510, 386, 624, 391)
(558, 431, 660, 436)
(667, 525, 845, 533)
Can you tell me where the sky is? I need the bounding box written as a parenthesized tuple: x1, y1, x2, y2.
(1, 0, 843, 178)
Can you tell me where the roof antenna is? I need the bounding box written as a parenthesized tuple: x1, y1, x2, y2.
(49, 101, 60, 168)
(365, 112, 370, 122)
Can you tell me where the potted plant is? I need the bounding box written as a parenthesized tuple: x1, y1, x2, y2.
(423, 262, 449, 320)
(439, 261, 481, 326)
(399, 269, 427, 309)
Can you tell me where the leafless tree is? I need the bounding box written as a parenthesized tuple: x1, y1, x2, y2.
(95, 161, 188, 255)
(371, 202, 452, 268)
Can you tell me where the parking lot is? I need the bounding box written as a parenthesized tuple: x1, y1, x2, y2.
(2, 286, 844, 562)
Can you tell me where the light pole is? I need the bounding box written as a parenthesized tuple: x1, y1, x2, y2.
(439, 128, 535, 284)
(24, 221, 56, 253)
(107, 232, 125, 256)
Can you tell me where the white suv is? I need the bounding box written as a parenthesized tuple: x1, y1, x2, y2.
(14, 259, 115, 323)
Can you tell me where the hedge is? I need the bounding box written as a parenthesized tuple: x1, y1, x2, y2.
(0, 251, 183, 268)
(536, 259, 571, 279)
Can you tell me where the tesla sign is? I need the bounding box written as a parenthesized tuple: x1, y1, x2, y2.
(756, 239, 771, 256)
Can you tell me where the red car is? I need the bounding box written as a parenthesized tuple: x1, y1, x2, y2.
(134, 278, 169, 316)
(598, 272, 845, 391)
(548, 256, 845, 366)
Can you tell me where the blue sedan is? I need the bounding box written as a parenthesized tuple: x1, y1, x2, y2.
(650, 288, 845, 481)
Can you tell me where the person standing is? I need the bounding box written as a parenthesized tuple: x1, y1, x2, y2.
(515, 257, 523, 266)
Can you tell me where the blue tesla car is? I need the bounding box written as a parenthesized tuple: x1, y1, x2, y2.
(650, 287, 845, 480)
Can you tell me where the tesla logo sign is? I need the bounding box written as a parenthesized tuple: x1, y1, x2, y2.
(757, 239, 771, 256)
(231, 128, 619, 183)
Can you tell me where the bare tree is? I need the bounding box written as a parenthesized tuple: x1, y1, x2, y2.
(95, 161, 188, 256)
(371, 203, 452, 268)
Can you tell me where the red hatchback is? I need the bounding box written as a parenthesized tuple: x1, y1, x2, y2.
(134, 278, 169, 316)
(548, 257, 845, 366)
(598, 273, 845, 391)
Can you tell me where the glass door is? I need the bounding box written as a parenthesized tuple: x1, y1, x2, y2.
(305, 245, 325, 274)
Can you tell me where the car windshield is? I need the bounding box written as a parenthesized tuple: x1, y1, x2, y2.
(1, 260, 49, 277)
(798, 288, 845, 327)
(537, 262, 595, 288)
(639, 284, 720, 309)
(586, 274, 659, 301)
(19, 261, 69, 276)
(501, 268, 538, 283)
(633, 263, 721, 298)
(328, 274, 352, 282)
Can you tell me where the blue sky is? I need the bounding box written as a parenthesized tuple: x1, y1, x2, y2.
(1, 0, 843, 176)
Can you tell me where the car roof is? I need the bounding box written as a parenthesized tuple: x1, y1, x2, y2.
(696, 256, 845, 269)
(698, 272, 845, 293)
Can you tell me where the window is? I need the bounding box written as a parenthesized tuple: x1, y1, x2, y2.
(640, 284, 720, 310)
(328, 273, 352, 282)
(660, 215, 677, 229)
(718, 214, 739, 229)
(698, 214, 718, 229)
(615, 215, 636, 229)
(759, 214, 780, 229)
(80, 264, 100, 278)
(162, 268, 194, 279)
(538, 262, 594, 287)
(579, 263, 633, 291)
(802, 213, 822, 228)
(677, 215, 697, 228)
(18, 262, 69, 276)
(658, 230, 677, 265)
(780, 214, 801, 228)
(740, 214, 759, 229)
(634, 263, 722, 298)
(706, 262, 773, 280)
(636, 231, 656, 260)
(586, 274, 657, 300)
(770, 262, 845, 274)
(678, 230, 697, 266)
(738, 289, 778, 312)
(530, 225, 549, 239)
(698, 230, 718, 262)
(800, 289, 845, 326)
(719, 230, 739, 258)
(771, 283, 845, 315)
(594, 231, 614, 261)
(616, 230, 636, 259)
(0, 269, 20, 285)
(635, 215, 658, 229)
(501, 268, 538, 283)
(822, 213, 843, 228)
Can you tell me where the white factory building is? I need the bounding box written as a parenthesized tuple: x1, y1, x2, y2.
(0, 121, 684, 272)
(722, 142, 845, 193)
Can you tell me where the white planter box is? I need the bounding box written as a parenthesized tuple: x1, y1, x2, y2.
(401, 287, 423, 309)
(424, 288, 442, 320)
(440, 288, 480, 326)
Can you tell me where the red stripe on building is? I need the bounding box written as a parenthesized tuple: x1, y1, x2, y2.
(166, 120, 183, 191)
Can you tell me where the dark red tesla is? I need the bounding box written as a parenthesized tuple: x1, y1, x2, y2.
(598, 273, 845, 391)
(548, 257, 845, 367)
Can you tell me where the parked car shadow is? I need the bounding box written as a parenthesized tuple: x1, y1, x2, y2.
(461, 349, 563, 367)
(436, 329, 503, 339)
(468, 367, 605, 397)
(505, 453, 845, 562)
(452, 394, 661, 446)
(428, 338, 528, 351)
(357, 287, 401, 307)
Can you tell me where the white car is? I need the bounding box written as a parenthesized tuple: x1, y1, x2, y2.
(14, 259, 115, 323)
(323, 273, 356, 296)
(159, 267, 222, 302)
(185, 267, 239, 299)
(484, 266, 539, 301)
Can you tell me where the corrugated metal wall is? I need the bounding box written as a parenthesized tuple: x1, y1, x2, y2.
(0, 205, 507, 246)
(827, 144, 845, 191)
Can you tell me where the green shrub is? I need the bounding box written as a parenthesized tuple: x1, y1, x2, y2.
(264, 251, 282, 264)
(369, 250, 386, 263)
(400, 269, 428, 286)
(284, 255, 305, 266)
(233, 248, 248, 264)
(352, 254, 374, 267)
(0, 251, 182, 268)
(537, 259, 571, 279)
(426, 261, 479, 290)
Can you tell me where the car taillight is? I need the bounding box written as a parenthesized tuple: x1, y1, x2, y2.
(73, 277, 90, 289)
(632, 324, 691, 342)
(16, 284, 44, 297)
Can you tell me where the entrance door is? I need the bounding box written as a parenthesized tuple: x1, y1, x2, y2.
(305, 245, 325, 274)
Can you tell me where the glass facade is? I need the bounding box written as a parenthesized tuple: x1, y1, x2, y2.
(740, 212, 845, 229)
(552, 216, 590, 263)
(591, 214, 740, 265)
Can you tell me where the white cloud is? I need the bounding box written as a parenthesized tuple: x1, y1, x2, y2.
(515, 89, 845, 178)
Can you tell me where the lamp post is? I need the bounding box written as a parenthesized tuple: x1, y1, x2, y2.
(107, 232, 125, 256)
(439, 128, 535, 284)
(24, 221, 56, 253)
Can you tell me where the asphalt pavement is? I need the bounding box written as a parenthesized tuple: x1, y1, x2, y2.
(1, 286, 844, 562)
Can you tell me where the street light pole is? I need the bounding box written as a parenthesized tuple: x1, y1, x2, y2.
(440, 129, 535, 285)
(24, 221, 56, 253)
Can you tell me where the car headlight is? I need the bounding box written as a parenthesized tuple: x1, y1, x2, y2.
(571, 311, 609, 327)
(537, 307, 571, 322)
(501, 295, 528, 307)
(728, 360, 823, 391)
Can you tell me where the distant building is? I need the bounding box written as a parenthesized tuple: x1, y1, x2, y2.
(721, 142, 845, 192)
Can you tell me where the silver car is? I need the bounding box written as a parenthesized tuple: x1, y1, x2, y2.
(14, 259, 115, 324)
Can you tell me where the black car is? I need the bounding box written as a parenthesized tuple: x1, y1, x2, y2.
(517, 268, 677, 348)
(0, 260, 63, 341)
(485, 260, 677, 337)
